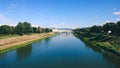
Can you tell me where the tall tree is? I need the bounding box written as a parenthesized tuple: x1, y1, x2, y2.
(44, 28, 52, 33)
(103, 22, 116, 34)
(0, 25, 11, 34)
(116, 21, 120, 35)
(32, 27, 38, 33)
(90, 25, 103, 33)
(23, 22, 33, 34)
(10, 26, 15, 34)
(37, 26, 43, 33)
(15, 22, 25, 36)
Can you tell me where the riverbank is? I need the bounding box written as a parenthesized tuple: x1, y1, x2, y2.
(74, 33, 120, 56)
(0, 32, 55, 54)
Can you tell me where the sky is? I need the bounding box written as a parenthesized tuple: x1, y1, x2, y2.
(0, 0, 120, 28)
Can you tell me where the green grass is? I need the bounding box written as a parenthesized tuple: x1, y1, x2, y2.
(74, 32, 120, 56)
(0, 34, 19, 39)
(95, 42, 120, 55)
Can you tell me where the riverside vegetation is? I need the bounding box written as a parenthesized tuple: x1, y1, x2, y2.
(0, 22, 53, 54)
(0, 22, 52, 36)
(73, 21, 120, 56)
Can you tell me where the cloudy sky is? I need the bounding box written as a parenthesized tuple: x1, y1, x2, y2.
(0, 0, 120, 28)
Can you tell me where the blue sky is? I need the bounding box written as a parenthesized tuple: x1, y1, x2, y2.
(0, 0, 120, 28)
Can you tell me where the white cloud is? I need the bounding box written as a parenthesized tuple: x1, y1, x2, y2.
(32, 24, 38, 27)
(106, 20, 113, 23)
(113, 11, 120, 15)
(116, 18, 120, 21)
(0, 13, 16, 26)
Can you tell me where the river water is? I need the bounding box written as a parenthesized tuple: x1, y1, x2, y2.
(0, 33, 120, 68)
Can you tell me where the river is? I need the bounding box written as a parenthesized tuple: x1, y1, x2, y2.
(0, 33, 120, 68)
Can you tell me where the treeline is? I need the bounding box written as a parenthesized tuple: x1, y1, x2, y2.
(0, 22, 52, 36)
(73, 21, 120, 36)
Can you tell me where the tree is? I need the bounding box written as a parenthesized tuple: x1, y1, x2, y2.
(9, 26, 15, 34)
(103, 22, 116, 35)
(44, 28, 52, 33)
(37, 26, 43, 33)
(0, 25, 11, 34)
(15, 22, 25, 36)
(90, 25, 103, 33)
(72, 28, 81, 33)
(0, 22, 52, 35)
(32, 27, 38, 33)
(23, 22, 33, 34)
(116, 21, 120, 35)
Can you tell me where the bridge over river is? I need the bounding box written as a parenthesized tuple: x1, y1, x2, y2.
(52, 28, 72, 33)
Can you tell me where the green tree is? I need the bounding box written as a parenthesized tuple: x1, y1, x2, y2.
(9, 26, 15, 34)
(0, 25, 11, 34)
(103, 22, 116, 34)
(32, 27, 38, 33)
(37, 26, 43, 33)
(0, 22, 52, 35)
(15, 22, 25, 36)
(72, 28, 81, 33)
(90, 25, 103, 33)
(116, 21, 120, 35)
(23, 22, 33, 34)
(44, 28, 52, 33)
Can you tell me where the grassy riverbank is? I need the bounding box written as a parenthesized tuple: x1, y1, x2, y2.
(0, 32, 55, 54)
(0, 34, 19, 39)
(74, 33, 120, 56)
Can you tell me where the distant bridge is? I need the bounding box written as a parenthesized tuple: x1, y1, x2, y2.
(52, 28, 72, 33)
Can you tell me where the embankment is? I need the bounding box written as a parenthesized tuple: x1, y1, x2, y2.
(74, 33, 120, 56)
(0, 32, 55, 54)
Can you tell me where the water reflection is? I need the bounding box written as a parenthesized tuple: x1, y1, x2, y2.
(0, 54, 7, 68)
(16, 44, 32, 61)
(87, 44, 120, 68)
(74, 35, 120, 68)
(59, 32, 73, 37)
(85, 43, 103, 54)
(44, 37, 51, 45)
(103, 51, 120, 68)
